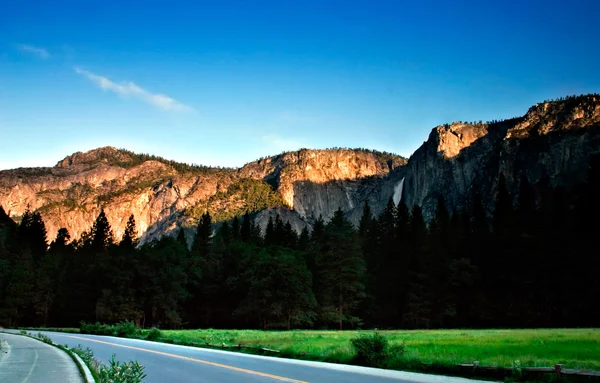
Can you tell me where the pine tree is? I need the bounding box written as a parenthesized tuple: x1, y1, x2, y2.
(241, 212, 251, 242)
(90, 209, 114, 252)
(231, 216, 240, 241)
(4, 248, 36, 326)
(395, 200, 410, 242)
(517, 175, 537, 235)
(47, 228, 74, 326)
(176, 228, 188, 247)
(17, 207, 33, 243)
(574, 154, 600, 324)
(357, 200, 379, 326)
(318, 208, 366, 329)
(137, 236, 189, 327)
(375, 198, 398, 324)
(490, 173, 516, 324)
(310, 215, 325, 245)
(468, 188, 488, 236)
(236, 247, 316, 330)
(120, 214, 138, 248)
(274, 215, 285, 246)
(431, 196, 450, 237)
(358, 201, 373, 237)
(429, 196, 451, 327)
(249, 221, 262, 245)
(403, 204, 430, 328)
(297, 226, 310, 251)
(265, 216, 275, 246)
(16, 207, 48, 265)
(29, 211, 48, 264)
(283, 221, 297, 249)
(191, 212, 212, 258)
(493, 174, 513, 235)
(219, 221, 231, 245)
(50, 228, 71, 250)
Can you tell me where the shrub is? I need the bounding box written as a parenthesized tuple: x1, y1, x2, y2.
(114, 321, 140, 338)
(71, 345, 96, 366)
(80, 321, 113, 336)
(19, 329, 28, 335)
(350, 332, 389, 367)
(145, 327, 161, 341)
(385, 343, 407, 368)
(36, 333, 53, 345)
(99, 354, 146, 383)
(72, 346, 145, 383)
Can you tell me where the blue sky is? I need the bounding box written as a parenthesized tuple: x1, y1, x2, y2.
(1, 0, 598, 170)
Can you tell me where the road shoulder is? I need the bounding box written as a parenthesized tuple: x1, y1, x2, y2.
(0, 332, 85, 383)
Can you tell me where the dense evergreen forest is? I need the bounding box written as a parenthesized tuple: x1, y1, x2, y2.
(1, 155, 599, 330)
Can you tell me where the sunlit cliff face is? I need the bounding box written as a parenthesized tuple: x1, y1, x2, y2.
(0, 148, 404, 244)
(1, 96, 598, 243)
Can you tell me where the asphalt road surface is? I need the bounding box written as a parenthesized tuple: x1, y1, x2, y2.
(8, 330, 491, 383)
(0, 332, 83, 383)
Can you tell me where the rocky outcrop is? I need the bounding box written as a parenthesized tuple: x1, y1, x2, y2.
(0, 147, 404, 243)
(402, 95, 600, 220)
(240, 149, 406, 226)
(1, 95, 598, 242)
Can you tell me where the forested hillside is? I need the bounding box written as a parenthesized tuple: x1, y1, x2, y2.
(1, 153, 598, 329)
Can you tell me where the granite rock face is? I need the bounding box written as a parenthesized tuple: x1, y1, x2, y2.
(0, 147, 404, 242)
(241, 149, 406, 227)
(1, 95, 598, 242)
(402, 95, 600, 220)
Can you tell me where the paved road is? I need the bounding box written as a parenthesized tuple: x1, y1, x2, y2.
(8, 330, 491, 383)
(0, 332, 83, 383)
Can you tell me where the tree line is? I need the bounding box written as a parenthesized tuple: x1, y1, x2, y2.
(1, 155, 599, 329)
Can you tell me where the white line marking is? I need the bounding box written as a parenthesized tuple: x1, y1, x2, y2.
(22, 348, 38, 383)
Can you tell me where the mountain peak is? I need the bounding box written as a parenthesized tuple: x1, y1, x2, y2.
(56, 146, 133, 168)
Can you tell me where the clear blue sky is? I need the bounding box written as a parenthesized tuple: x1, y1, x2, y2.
(1, 0, 598, 170)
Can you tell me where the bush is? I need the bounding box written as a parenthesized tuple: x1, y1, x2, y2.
(80, 321, 141, 338)
(72, 346, 145, 383)
(99, 354, 146, 383)
(385, 343, 407, 368)
(71, 345, 96, 366)
(114, 321, 140, 338)
(145, 327, 161, 341)
(350, 332, 389, 367)
(36, 333, 53, 345)
(80, 321, 113, 336)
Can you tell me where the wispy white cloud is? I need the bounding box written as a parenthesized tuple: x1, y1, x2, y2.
(16, 44, 50, 59)
(74, 67, 192, 112)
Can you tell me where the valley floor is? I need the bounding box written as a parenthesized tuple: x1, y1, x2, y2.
(19, 327, 600, 379)
(153, 328, 600, 371)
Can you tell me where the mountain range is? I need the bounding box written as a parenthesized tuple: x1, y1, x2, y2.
(1, 94, 598, 244)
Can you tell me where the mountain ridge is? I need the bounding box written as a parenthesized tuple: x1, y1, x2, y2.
(1, 93, 598, 243)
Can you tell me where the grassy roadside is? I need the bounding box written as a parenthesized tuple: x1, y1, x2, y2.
(156, 328, 600, 371)
(20, 326, 600, 381)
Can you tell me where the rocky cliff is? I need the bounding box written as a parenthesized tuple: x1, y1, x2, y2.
(402, 94, 600, 220)
(0, 147, 404, 243)
(1, 94, 598, 243)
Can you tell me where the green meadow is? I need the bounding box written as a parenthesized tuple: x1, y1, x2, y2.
(158, 328, 600, 370)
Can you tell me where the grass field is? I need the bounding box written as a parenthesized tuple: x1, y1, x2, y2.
(157, 328, 600, 371)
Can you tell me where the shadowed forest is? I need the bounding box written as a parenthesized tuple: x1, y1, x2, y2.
(0, 155, 599, 330)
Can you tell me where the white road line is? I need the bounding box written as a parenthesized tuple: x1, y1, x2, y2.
(51, 333, 496, 383)
(22, 348, 39, 383)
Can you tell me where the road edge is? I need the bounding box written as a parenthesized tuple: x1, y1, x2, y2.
(71, 351, 96, 383)
(61, 332, 499, 383)
(0, 330, 95, 383)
